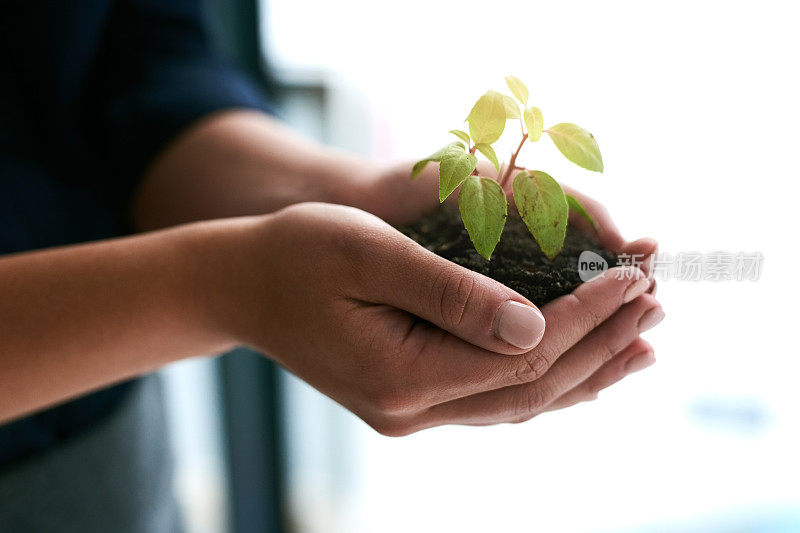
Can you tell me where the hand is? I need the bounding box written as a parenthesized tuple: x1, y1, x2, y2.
(353, 160, 662, 419)
(217, 202, 662, 435)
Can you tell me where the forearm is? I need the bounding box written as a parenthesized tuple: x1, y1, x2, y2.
(132, 110, 378, 230)
(0, 218, 249, 423)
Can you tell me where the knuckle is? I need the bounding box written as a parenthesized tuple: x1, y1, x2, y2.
(368, 417, 416, 438)
(515, 382, 555, 419)
(514, 351, 551, 384)
(372, 315, 421, 365)
(366, 386, 418, 418)
(433, 269, 477, 329)
(584, 381, 604, 400)
(597, 336, 618, 365)
(567, 292, 606, 331)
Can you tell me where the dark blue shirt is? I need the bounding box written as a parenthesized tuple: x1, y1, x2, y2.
(0, 0, 274, 467)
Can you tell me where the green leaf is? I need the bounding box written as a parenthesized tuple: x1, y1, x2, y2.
(459, 176, 508, 260)
(449, 129, 471, 145)
(566, 194, 596, 230)
(505, 76, 529, 105)
(502, 95, 520, 119)
(411, 141, 464, 179)
(439, 148, 478, 202)
(512, 170, 569, 259)
(524, 106, 543, 142)
(475, 143, 500, 173)
(466, 90, 506, 145)
(546, 123, 604, 172)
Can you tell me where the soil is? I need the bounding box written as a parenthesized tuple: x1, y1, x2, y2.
(400, 205, 618, 307)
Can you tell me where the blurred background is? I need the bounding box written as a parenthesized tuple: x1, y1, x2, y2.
(162, 0, 800, 531)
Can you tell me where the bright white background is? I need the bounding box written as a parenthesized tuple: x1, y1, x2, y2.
(261, 1, 800, 532)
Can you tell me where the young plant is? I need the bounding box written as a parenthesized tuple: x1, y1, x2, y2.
(411, 76, 603, 260)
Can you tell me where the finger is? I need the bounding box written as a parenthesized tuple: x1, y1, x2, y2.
(560, 186, 658, 285)
(504, 265, 651, 385)
(361, 266, 652, 413)
(560, 186, 659, 269)
(360, 310, 533, 409)
(545, 338, 654, 412)
(416, 294, 662, 428)
(354, 233, 546, 355)
(351, 265, 652, 409)
(528, 294, 661, 404)
(619, 237, 658, 279)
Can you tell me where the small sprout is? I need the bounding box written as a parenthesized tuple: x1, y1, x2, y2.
(412, 77, 603, 259)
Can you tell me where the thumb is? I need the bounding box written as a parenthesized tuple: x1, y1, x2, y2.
(363, 235, 546, 355)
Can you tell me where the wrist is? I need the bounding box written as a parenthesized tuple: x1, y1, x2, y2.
(174, 216, 269, 351)
(301, 147, 380, 208)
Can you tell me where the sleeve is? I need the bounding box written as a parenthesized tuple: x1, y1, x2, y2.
(82, 0, 278, 203)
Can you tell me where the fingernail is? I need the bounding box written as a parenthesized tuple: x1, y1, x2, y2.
(494, 301, 546, 349)
(623, 277, 650, 303)
(624, 351, 655, 374)
(638, 307, 665, 333)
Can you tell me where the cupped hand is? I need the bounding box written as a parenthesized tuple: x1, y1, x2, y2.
(223, 201, 662, 435)
(352, 160, 662, 418)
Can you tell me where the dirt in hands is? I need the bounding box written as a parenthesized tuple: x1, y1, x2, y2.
(400, 205, 618, 307)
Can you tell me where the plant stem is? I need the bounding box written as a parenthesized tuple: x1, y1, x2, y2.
(468, 144, 480, 175)
(499, 133, 527, 187)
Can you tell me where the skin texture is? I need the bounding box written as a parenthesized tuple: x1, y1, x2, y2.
(0, 110, 663, 430)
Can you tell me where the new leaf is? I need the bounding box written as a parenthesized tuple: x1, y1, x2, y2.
(505, 76, 529, 105)
(411, 141, 464, 179)
(466, 90, 506, 145)
(449, 129, 471, 145)
(439, 148, 478, 202)
(512, 170, 569, 259)
(524, 106, 543, 142)
(546, 123, 603, 172)
(459, 176, 507, 260)
(476, 143, 500, 173)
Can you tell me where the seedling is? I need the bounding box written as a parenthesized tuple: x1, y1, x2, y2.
(412, 76, 603, 260)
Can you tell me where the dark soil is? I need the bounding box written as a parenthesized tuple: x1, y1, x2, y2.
(400, 205, 617, 307)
